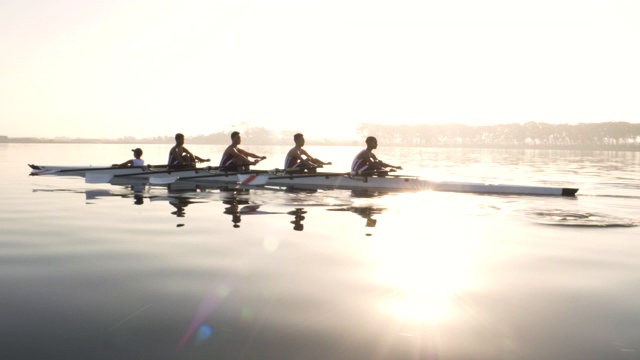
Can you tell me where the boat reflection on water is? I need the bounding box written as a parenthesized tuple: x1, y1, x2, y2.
(84, 184, 148, 206)
(220, 188, 284, 229)
(34, 177, 392, 232)
(86, 181, 206, 220)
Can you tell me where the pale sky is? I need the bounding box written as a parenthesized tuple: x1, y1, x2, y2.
(1, 0, 639, 140)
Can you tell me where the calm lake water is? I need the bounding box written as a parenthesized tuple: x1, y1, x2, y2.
(1, 143, 640, 360)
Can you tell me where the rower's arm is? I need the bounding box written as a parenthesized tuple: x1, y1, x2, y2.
(308, 157, 330, 167)
(239, 148, 266, 160)
(301, 149, 326, 166)
(379, 160, 402, 170)
(170, 147, 188, 164)
(231, 148, 250, 161)
(238, 148, 255, 158)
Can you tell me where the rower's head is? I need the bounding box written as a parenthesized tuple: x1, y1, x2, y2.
(231, 131, 241, 145)
(294, 133, 305, 147)
(365, 136, 378, 149)
(175, 133, 185, 146)
(132, 148, 143, 158)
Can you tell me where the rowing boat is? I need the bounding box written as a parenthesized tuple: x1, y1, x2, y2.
(28, 164, 225, 183)
(253, 173, 578, 196)
(29, 164, 579, 196)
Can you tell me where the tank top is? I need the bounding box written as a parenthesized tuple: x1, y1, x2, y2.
(284, 147, 300, 169)
(220, 154, 234, 167)
(168, 145, 183, 164)
(351, 149, 371, 173)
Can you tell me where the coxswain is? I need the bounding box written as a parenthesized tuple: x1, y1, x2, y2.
(115, 148, 145, 167)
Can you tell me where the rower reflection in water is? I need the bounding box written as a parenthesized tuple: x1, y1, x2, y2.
(132, 183, 145, 205)
(328, 206, 384, 229)
(169, 197, 192, 218)
(221, 189, 252, 228)
(351, 206, 383, 228)
(287, 208, 307, 231)
(223, 200, 246, 228)
(221, 190, 285, 228)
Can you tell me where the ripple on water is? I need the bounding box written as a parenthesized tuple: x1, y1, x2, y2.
(526, 209, 639, 227)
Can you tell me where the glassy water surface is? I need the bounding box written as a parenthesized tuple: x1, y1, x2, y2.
(1, 143, 640, 359)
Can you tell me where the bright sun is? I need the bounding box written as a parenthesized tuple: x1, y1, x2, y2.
(368, 192, 487, 323)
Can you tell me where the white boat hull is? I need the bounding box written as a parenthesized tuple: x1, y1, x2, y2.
(259, 174, 578, 196)
(29, 165, 578, 196)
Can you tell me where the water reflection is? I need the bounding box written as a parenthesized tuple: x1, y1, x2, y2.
(84, 185, 152, 206)
(222, 197, 249, 229)
(526, 208, 639, 227)
(328, 206, 384, 229)
(352, 206, 383, 228)
(168, 197, 195, 218)
(88, 182, 206, 219)
(287, 208, 306, 231)
(351, 189, 389, 198)
(220, 188, 284, 228)
(32, 178, 402, 233)
(18, 146, 640, 359)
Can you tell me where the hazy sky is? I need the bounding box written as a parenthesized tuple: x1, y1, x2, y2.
(1, 0, 639, 140)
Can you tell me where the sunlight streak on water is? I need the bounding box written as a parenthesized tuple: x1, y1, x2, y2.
(367, 192, 490, 323)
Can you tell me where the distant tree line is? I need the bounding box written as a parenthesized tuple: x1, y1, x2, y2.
(356, 121, 640, 149)
(3, 122, 640, 149)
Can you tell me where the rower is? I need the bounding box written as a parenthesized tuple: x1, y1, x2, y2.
(168, 133, 210, 169)
(284, 133, 330, 174)
(219, 131, 266, 172)
(114, 148, 145, 168)
(351, 136, 402, 176)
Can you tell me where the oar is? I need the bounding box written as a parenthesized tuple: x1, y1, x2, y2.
(268, 171, 350, 180)
(85, 165, 218, 183)
(41, 164, 171, 174)
(178, 171, 270, 185)
(35, 166, 132, 177)
(118, 166, 216, 176)
(145, 165, 246, 185)
(274, 162, 333, 174)
(357, 167, 402, 177)
(146, 168, 271, 185)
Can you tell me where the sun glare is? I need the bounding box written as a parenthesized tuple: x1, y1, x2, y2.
(369, 192, 486, 323)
